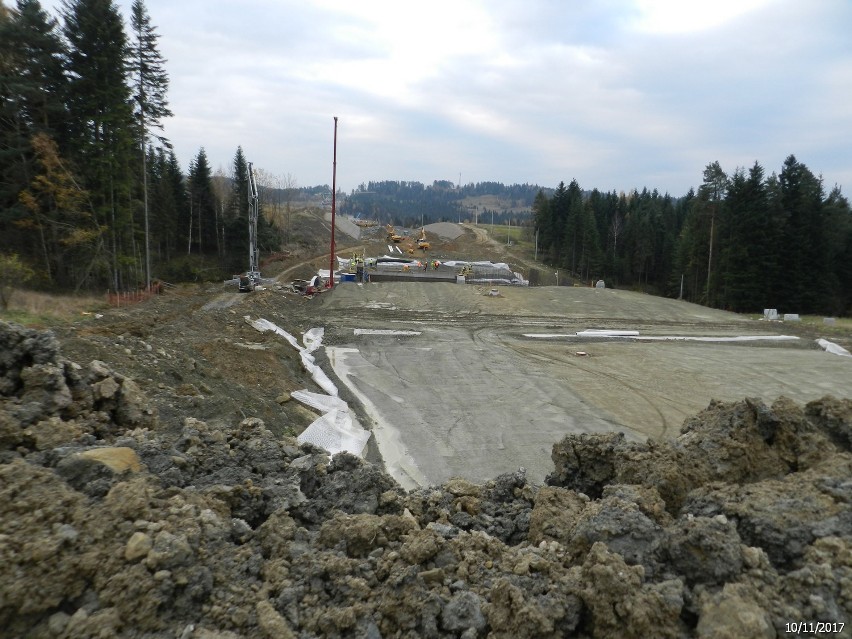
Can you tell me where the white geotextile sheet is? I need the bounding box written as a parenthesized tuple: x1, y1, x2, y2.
(300, 351, 338, 396)
(248, 317, 301, 349)
(248, 317, 338, 396)
(297, 409, 370, 456)
(303, 327, 324, 353)
(291, 389, 348, 413)
(248, 317, 371, 456)
(817, 339, 852, 357)
(354, 329, 422, 336)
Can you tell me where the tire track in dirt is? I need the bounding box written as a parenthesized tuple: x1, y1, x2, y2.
(503, 338, 675, 439)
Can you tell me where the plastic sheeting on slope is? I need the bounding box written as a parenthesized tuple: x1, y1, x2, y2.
(817, 339, 852, 357)
(290, 389, 347, 413)
(296, 407, 370, 457)
(247, 317, 338, 397)
(246, 317, 370, 456)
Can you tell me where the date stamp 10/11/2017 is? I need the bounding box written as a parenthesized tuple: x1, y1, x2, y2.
(785, 622, 845, 635)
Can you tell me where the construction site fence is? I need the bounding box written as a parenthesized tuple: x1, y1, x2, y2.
(105, 281, 175, 307)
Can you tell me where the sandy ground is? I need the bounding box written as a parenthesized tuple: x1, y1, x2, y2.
(316, 282, 852, 489)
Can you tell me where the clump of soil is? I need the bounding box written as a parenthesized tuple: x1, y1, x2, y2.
(1, 319, 850, 638)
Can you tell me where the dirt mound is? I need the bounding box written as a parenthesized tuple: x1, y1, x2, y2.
(2, 319, 851, 638)
(423, 222, 466, 240)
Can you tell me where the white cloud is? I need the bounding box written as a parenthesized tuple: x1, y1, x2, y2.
(630, 0, 777, 34)
(27, 0, 852, 195)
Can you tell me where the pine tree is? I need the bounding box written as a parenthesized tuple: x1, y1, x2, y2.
(224, 147, 250, 271)
(532, 189, 551, 263)
(547, 182, 569, 265)
(822, 186, 852, 314)
(62, 0, 135, 290)
(579, 197, 602, 282)
(186, 148, 216, 256)
(0, 0, 66, 135)
(562, 179, 584, 275)
(0, 0, 68, 263)
(720, 163, 775, 311)
(129, 0, 171, 289)
(778, 155, 827, 312)
(697, 161, 728, 305)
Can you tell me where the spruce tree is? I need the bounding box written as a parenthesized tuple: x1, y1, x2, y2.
(562, 179, 584, 275)
(822, 186, 852, 314)
(129, 0, 171, 289)
(697, 161, 728, 305)
(778, 155, 827, 312)
(224, 147, 250, 271)
(186, 148, 216, 256)
(62, 0, 135, 290)
(532, 189, 551, 263)
(0, 0, 68, 263)
(548, 182, 569, 264)
(720, 163, 775, 311)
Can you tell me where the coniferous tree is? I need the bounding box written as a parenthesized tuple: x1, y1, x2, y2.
(224, 147, 250, 271)
(822, 186, 852, 314)
(62, 0, 135, 290)
(147, 146, 178, 264)
(673, 190, 709, 303)
(720, 163, 775, 311)
(696, 161, 728, 305)
(778, 155, 827, 312)
(163, 148, 186, 260)
(578, 196, 602, 282)
(548, 182, 569, 264)
(186, 148, 216, 256)
(0, 0, 68, 264)
(129, 0, 171, 289)
(562, 179, 584, 275)
(532, 189, 551, 263)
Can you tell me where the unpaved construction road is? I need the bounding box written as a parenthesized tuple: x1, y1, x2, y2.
(317, 282, 851, 488)
(50, 220, 852, 490)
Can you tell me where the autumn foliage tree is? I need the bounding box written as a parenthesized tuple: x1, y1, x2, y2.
(17, 133, 103, 291)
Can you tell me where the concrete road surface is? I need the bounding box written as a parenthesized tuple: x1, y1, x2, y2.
(317, 282, 851, 489)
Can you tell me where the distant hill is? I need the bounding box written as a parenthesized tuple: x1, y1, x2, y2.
(325, 180, 553, 227)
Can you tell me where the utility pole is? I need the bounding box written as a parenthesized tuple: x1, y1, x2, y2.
(328, 116, 338, 289)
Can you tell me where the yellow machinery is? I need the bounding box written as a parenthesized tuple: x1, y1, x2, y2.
(416, 227, 430, 251)
(385, 224, 404, 243)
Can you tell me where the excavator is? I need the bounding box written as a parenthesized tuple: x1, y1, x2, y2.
(385, 224, 404, 243)
(416, 227, 430, 251)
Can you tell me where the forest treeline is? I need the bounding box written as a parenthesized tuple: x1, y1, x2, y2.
(2, 1, 850, 314)
(0, 0, 279, 292)
(534, 158, 852, 314)
(340, 180, 546, 227)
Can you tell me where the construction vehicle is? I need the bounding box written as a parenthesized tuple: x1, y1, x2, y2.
(353, 217, 378, 227)
(416, 227, 430, 251)
(385, 224, 404, 243)
(239, 162, 261, 292)
(238, 274, 255, 292)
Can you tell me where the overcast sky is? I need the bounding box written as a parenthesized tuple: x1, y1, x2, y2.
(34, 0, 852, 195)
